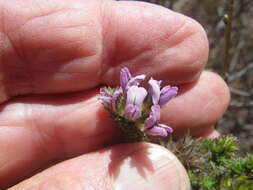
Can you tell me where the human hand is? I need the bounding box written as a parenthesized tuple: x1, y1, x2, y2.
(0, 0, 230, 189)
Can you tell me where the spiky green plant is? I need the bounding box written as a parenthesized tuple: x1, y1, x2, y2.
(165, 135, 253, 190)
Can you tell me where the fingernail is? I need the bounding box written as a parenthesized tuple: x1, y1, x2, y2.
(113, 143, 190, 190)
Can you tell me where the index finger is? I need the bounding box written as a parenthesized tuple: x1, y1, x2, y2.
(0, 0, 208, 103)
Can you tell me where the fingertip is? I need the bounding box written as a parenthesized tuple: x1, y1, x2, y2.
(161, 71, 230, 135)
(194, 128, 220, 139)
(201, 71, 231, 112)
(112, 143, 191, 190)
(101, 1, 209, 85)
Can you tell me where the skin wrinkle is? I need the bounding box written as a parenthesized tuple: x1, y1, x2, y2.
(99, 1, 113, 80)
(0, 5, 8, 102)
(0, 127, 45, 173)
(0, 157, 21, 173)
(164, 19, 208, 81)
(32, 114, 59, 161)
(29, 50, 99, 84)
(175, 30, 206, 63)
(154, 27, 208, 84)
(88, 0, 105, 86)
(160, 22, 205, 65)
(1, 1, 103, 97)
(142, 7, 185, 50)
(2, 3, 68, 34)
(24, 8, 71, 28)
(3, 26, 33, 98)
(31, 38, 95, 60)
(0, 10, 8, 101)
(154, 16, 188, 50)
(42, 98, 114, 157)
(57, 55, 99, 75)
(23, 8, 98, 32)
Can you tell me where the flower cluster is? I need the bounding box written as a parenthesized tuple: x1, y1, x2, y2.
(99, 67, 178, 138)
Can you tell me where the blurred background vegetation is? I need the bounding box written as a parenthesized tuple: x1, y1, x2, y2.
(132, 0, 253, 153)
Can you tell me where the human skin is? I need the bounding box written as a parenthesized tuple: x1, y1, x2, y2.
(0, 0, 230, 189)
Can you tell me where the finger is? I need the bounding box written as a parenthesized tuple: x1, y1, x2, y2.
(0, 71, 229, 188)
(194, 129, 220, 139)
(9, 143, 190, 190)
(0, 90, 121, 188)
(0, 0, 208, 102)
(161, 71, 230, 136)
(201, 129, 220, 139)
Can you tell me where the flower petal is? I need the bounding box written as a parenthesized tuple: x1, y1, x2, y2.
(100, 87, 111, 96)
(158, 124, 173, 133)
(148, 78, 161, 105)
(111, 87, 123, 111)
(113, 87, 123, 97)
(99, 96, 112, 107)
(126, 74, 146, 90)
(146, 126, 168, 137)
(144, 105, 160, 129)
(159, 86, 178, 106)
(124, 104, 141, 121)
(126, 86, 147, 107)
(120, 67, 132, 91)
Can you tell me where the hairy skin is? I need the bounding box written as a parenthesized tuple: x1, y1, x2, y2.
(0, 0, 230, 189)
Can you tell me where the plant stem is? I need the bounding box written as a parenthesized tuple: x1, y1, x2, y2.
(223, 0, 234, 82)
(169, 0, 175, 9)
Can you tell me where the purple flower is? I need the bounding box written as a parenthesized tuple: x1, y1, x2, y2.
(124, 85, 147, 121)
(100, 87, 111, 96)
(148, 78, 178, 106)
(124, 104, 141, 121)
(126, 86, 147, 107)
(148, 78, 161, 105)
(144, 104, 160, 128)
(99, 96, 112, 106)
(120, 67, 145, 92)
(99, 87, 113, 107)
(127, 75, 146, 89)
(145, 124, 173, 137)
(159, 86, 178, 106)
(120, 67, 132, 91)
(144, 105, 173, 137)
(111, 87, 123, 111)
(99, 87, 123, 112)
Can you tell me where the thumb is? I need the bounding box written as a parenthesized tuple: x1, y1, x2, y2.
(10, 143, 190, 190)
(111, 143, 191, 190)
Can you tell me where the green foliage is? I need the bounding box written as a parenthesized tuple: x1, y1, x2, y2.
(202, 136, 238, 164)
(166, 135, 253, 190)
(188, 171, 217, 190)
